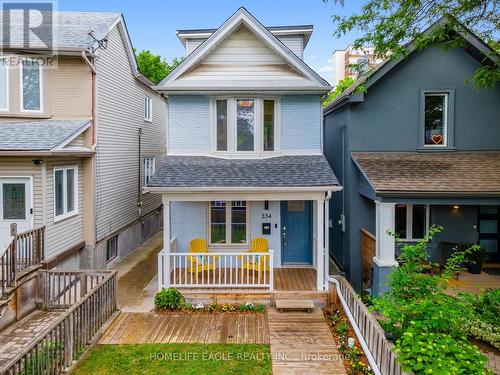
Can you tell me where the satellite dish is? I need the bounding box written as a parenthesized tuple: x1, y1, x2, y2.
(91, 23, 109, 41)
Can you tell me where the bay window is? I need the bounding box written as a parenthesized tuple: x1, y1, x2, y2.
(236, 99, 255, 151)
(212, 98, 279, 154)
(210, 201, 247, 245)
(395, 204, 428, 241)
(21, 59, 42, 112)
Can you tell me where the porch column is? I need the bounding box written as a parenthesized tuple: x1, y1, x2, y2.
(316, 198, 325, 291)
(159, 197, 171, 291)
(373, 201, 397, 294)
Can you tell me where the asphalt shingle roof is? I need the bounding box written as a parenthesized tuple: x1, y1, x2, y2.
(0, 120, 91, 150)
(1, 11, 120, 49)
(352, 152, 500, 195)
(149, 155, 339, 188)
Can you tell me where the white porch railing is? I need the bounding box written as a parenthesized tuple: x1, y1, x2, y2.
(158, 239, 274, 290)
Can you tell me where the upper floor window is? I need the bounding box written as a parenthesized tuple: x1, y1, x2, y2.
(21, 59, 42, 112)
(419, 89, 455, 150)
(54, 166, 78, 221)
(144, 96, 152, 122)
(0, 58, 8, 111)
(143, 157, 155, 187)
(213, 97, 279, 155)
(424, 93, 447, 146)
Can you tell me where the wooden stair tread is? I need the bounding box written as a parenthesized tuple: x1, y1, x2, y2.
(275, 299, 315, 312)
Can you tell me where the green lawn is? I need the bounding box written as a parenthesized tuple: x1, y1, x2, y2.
(73, 343, 271, 375)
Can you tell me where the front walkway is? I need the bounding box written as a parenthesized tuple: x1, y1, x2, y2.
(268, 308, 346, 375)
(114, 232, 162, 311)
(99, 311, 269, 344)
(0, 310, 63, 371)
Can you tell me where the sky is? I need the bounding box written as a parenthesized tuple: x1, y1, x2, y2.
(58, 0, 365, 83)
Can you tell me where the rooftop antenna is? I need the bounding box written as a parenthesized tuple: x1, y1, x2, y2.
(89, 23, 109, 54)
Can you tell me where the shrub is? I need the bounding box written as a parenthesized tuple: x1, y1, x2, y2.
(395, 329, 491, 374)
(335, 321, 349, 336)
(154, 288, 185, 310)
(239, 302, 266, 313)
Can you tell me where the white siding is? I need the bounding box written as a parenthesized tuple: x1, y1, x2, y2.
(175, 26, 312, 88)
(186, 38, 206, 55)
(277, 35, 304, 59)
(95, 27, 167, 242)
(184, 34, 304, 58)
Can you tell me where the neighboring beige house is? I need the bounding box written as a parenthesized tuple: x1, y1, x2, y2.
(0, 12, 166, 269)
(331, 45, 384, 86)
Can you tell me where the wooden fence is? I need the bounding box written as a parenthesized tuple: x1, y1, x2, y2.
(361, 229, 376, 291)
(0, 225, 45, 291)
(330, 276, 403, 375)
(1, 270, 117, 375)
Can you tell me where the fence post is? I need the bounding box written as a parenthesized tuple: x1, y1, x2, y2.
(80, 272, 88, 298)
(269, 250, 274, 291)
(64, 313, 74, 367)
(9, 223, 17, 287)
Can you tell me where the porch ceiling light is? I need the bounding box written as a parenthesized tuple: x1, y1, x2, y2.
(452, 205, 460, 209)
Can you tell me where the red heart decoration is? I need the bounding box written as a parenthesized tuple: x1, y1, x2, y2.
(431, 134, 443, 144)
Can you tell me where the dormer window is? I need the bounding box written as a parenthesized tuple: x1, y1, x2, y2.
(212, 97, 279, 156)
(419, 89, 455, 151)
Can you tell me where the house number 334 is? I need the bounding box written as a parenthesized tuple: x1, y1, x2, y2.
(261, 213, 272, 219)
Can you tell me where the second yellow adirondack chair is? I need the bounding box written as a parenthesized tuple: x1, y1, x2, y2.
(241, 237, 270, 273)
(188, 238, 216, 273)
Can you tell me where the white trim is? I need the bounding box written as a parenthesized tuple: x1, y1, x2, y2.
(149, 186, 341, 194)
(395, 204, 430, 242)
(422, 92, 448, 148)
(0, 57, 9, 112)
(158, 191, 334, 203)
(0, 176, 34, 230)
(51, 121, 92, 151)
(143, 157, 156, 188)
(19, 58, 43, 113)
(208, 200, 250, 247)
(144, 95, 153, 122)
(158, 8, 331, 91)
(53, 165, 79, 222)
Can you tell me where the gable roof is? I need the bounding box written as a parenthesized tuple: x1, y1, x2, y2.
(155, 7, 331, 93)
(324, 17, 499, 114)
(176, 24, 314, 48)
(0, 120, 92, 154)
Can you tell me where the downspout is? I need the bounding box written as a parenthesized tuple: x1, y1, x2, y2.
(137, 128, 143, 218)
(328, 276, 381, 375)
(324, 191, 332, 289)
(81, 51, 97, 146)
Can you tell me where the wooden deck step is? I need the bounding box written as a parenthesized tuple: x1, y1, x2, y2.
(275, 299, 315, 313)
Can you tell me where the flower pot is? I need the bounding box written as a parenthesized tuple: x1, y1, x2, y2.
(468, 262, 483, 274)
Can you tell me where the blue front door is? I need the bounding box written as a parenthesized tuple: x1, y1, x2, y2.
(281, 201, 312, 264)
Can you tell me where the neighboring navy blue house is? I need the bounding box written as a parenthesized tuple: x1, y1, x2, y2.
(323, 20, 500, 294)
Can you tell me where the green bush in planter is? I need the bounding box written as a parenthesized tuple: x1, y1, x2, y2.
(459, 242, 487, 274)
(155, 288, 185, 310)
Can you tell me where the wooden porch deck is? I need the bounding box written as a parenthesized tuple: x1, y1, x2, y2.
(170, 267, 317, 291)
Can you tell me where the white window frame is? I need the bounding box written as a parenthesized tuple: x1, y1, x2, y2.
(106, 235, 118, 263)
(209, 97, 281, 157)
(19, 58, 43, 113)
(396, 204, 430, 241)
(0, 57, 9, 111)
(143, 157, 155, 188)
(422, 93, 448, 148)
(53, 165, 78, 222)
(208, 200, 250, 247)
(144, 96, 152, 122)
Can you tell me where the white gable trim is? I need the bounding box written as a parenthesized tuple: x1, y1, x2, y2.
(156, 7, 331, 91)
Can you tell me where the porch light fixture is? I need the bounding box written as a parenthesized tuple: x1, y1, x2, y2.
(452, 205, 460, 209)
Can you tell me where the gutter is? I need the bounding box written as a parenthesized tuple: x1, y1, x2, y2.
(328, 276, 381, 375)
(146, 185, 343, 193)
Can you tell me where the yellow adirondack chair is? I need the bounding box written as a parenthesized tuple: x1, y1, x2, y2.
(241, 238, 270, 273)
(188, 239, 217, 273)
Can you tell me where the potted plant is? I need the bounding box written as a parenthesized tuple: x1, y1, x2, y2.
(459, 243, 487, 274)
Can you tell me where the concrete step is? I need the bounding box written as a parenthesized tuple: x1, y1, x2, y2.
(275, 299, 315, 313)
